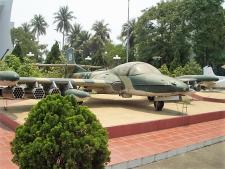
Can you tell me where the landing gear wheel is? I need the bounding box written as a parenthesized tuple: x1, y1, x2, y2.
(78, 101, 83, 105)
(147, 96, 155, 102)
(194, 84, 201, 91)
(154, 101, 164, 111)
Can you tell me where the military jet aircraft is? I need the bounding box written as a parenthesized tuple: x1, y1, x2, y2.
(5, 62, 189, 111)
(202, 66, 225, 89)
(178, 74, 219, 91)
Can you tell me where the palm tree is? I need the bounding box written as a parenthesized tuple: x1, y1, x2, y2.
(21, 22, 31, 33)
(54, 6, 75, 49)
(120, 19, 136, 61)
(31, 14, 48, 42)
(79, 30, 91, 43)
(67, 24, 91, 64)
(90, 20, 111, 65)
(120, 19, 136, 45)
(67, 23, 82, 47)
(92, 20, 111, 43)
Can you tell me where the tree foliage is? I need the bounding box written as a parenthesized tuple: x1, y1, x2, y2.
(31, 14, 48, 42)
(105, 43, 126, 68)
(183, 59, 202, 75)
(12, 43, 23, 61)
(17, 57, 43, 77)
(135, 0, 191, 68)
(11, 95, 110, 169)
(11, 27, 47, 62)
(120, 18, 137, 61)
(134, 0, 225, 69)
(54, 6, 74, 48)
(0, 61, 10, 71)
(4, 54, 43, 77)
(160, 59, 202, 77)
(21, 22, 31, 33)
(67, 24, 91, 64)
(184, 0, 225, 66)
(4, 54, 21, 72)
(90, 20, 111, 66)
(159, 64, 172, 76)
(45, 41, 61, 64)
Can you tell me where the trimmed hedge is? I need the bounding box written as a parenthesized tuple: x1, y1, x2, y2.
(11, 95, 110, 169)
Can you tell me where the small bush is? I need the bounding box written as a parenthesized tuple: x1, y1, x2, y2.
(11, 95, 110, 169)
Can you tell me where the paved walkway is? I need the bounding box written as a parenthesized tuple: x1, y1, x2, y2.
(136, 141, 225, 169)
(1, 119, 225, 169)
(0, 122, 18, 169)
(107, 118, 225, 168)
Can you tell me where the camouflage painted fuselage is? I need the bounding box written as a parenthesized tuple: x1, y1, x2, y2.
(72, 62, 189, 97)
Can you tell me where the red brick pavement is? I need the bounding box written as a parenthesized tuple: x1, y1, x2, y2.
(0, 122, 18, 169)
(108, 118, 225, 165)
(0, 119, 225, 168)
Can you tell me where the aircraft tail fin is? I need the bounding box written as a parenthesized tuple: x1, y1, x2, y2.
(203, 66, 216, 76)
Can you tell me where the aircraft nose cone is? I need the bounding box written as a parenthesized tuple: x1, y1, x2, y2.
(175, 81, 189, 92)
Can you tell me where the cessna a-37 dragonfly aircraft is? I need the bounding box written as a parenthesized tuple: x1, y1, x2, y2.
(0, 62, 190, 111)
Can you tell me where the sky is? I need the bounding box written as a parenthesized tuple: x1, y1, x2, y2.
(11, 0, 160, 50)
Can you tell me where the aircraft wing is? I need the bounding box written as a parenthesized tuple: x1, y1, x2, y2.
(177, 77, 197, 83)
(36, 63, 101, 69)
(19, 77, 111, 88)
(177, 75, 218, 90)
(178, 75, 219, 82)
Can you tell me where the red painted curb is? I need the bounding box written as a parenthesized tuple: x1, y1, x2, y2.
(190, 93, 225, 103)
(1, 110, 225, 139)
(107, 111, 225, 138)
(0, 114, 20, 131)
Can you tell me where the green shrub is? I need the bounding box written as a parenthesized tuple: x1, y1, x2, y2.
(11, 95, 110, 169)
(159, 64, 172, 76)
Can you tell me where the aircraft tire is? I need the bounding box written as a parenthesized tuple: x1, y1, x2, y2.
(147, 96, 155, 102)
(194, 84, 201, 91)
(78, 101, 83, 105)
(154, 101, 164, 111)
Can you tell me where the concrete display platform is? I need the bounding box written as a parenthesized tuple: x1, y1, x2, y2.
(1, 93, 225, 127)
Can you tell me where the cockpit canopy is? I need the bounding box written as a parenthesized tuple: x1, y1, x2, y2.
(111, 62, 161, 76)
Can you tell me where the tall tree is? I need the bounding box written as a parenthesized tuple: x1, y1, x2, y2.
(67, 23, 82, 48)
(11, 27, 45, 62)
(54, 6, 74, 49)
(135, 0, 191, 69)
(67, 24, 91, 64)
(90, 20, 111, 65)
(31, 14, 48, 42)
(45, 41, 61, 64)
(92, 20, 110, 43)
(12, 43, 23, 61)
(21, 22, 31, 33)
(184, 0, 225, 67)
(120, 19, 136, 61)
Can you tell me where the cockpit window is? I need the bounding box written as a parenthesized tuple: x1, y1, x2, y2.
(111, 62, 161, 76)
(128, 63, 161, 76)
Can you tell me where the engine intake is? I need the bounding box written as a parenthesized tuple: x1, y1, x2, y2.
(33, 87, 45, 99)
(12, 86, 25, 99)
